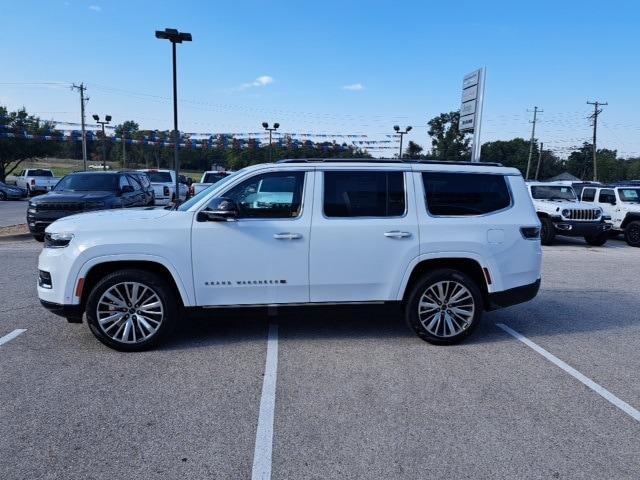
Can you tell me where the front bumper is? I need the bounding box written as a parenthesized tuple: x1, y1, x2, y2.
(552, 220, 611, 237)
(486, 279, 540, 311)
(40, 300, 84, 322)
(27, 211, 81, 234)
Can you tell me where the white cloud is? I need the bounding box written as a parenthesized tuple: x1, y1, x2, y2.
(239, 75, 274, 90)
(342, 83, 364, 91)
(88, 5, 102, 12)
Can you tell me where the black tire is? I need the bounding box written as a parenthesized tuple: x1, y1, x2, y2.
(624, 221, 640, 247)
(85, 269, 178, 351)
(584, 233, 607, 246)
(405, 268, 484, 345)
(0, 191, 6, 201)
(33, 234, 44, 242)
(540, 217, 556, 245)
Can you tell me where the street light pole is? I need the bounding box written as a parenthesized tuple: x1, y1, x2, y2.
(93, 114, 111, 171)
(155, 28, 192, 205)
(393, 125, 412, 159)
(262, 122, 280, 162)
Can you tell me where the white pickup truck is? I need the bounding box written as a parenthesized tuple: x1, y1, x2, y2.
(137, 169, 188, 206)
(15, 168, 59, 196)
(190, 170, 230, 196)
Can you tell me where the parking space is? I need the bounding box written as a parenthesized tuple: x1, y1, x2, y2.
(1, 237, 639, 479)
(0, 199, 28, 228)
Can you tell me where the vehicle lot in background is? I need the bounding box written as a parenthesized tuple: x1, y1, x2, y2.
(1, 236, 638, 479)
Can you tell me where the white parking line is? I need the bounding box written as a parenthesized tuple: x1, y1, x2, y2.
(251, 323, 279, 480)
(0, 329, 26, 346)
(496, 323, 640, 422)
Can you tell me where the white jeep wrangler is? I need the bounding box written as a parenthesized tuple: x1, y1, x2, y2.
(580, 185, 640, 247)
(37, 159, 542, 351)
(527, 182, 610, 245)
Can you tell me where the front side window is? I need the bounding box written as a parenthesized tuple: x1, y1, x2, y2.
(582, 188, 596, 202)
(598, 189, 616, 204)
(423, 172, 511, 216)
(323, 171, 405, 218)
(211, 171, 305, 219)
(618, 188, 640, 203)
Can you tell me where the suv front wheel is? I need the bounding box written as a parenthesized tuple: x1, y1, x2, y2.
(405, 269, 483, 345)
(86, 269, 178, 351)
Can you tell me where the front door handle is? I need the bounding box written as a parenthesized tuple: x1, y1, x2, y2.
(384, 231, 412, 238)
(273, 232, 302, 240)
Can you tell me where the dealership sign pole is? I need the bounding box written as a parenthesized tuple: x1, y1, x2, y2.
(459, 68, 486, 162)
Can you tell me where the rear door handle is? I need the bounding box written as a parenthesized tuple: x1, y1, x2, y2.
(273, 232, 302, 240)
(384, 231, 412, 238)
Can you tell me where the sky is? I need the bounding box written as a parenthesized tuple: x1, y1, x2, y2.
(1, 0, 639, 158)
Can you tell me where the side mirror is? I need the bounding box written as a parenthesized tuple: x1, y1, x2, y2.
(121, 185, 134, 194)
(197, 197, 239, 222)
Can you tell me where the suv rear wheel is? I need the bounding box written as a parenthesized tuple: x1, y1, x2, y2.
(405, 268, 483, 345)
(625, 221, 640, 247)
(540, 217, 556, 245)
(85, 269, 178, 351)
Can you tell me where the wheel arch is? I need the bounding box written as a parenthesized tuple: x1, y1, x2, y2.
(398, 256, 489, 307)
(621, 213, 640, 229)
(75, 257, 191, 309)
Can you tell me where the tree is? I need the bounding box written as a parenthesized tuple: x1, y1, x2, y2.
(481, 138, 564, 179)
(405, 141, 423, 159)
(0, 106, 61, 181)
(427, 111, 470, 160)
(565, 143, 622, 182)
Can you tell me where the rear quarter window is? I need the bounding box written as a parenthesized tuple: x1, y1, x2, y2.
(422, 172, 511, 216)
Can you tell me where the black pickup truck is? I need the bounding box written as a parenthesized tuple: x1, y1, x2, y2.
(27, 171, 150, 241)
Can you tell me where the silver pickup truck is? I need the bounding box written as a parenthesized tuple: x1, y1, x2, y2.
(15, 169, 59, 196)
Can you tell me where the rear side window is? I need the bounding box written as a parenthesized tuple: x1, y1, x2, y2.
(323, 171, 405, 218)
(582, 188, 596, 202)
(422, 172, 511, 216)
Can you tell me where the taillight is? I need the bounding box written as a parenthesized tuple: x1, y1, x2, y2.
(189, 186, 194, 196)
(163, 186, 170, 196)
(520, 226, 541, 239)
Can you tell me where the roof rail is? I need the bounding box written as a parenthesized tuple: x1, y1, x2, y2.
(276, 158, 503, 167)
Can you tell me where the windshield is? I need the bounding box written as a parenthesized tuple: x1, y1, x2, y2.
(203, 172, 228, 183)
(146, 171, 173, 183)
(54, 174, 118, 192)
(618, 188, 640, 202)
(28, 169, 53, 177)
(178, 169, 244, 211)
(531, 185, 576, 200)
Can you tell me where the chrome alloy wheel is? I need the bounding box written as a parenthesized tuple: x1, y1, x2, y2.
(96, 282, 164, 344)
(418, 280, 475, 338)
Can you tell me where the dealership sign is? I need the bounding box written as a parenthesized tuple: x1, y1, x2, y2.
(459, 68, 486, 161)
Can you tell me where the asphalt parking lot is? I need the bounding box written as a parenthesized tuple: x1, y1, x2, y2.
(1, 236, 639, 479)
(0, 199, 28, 227)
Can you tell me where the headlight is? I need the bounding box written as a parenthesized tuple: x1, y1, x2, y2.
(44, 232, 74, 248)
(84, 201, 105, 209)
(594, 209, 601, 218)
(562, 209, 570, 217)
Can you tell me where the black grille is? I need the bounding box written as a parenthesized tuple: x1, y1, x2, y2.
(565, 209, 600, 221)
(35, 202, 84, 211)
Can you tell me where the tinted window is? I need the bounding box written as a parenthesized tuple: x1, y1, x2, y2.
(146, 171, 172, 183)
(216, 171, 305, 219)
(127, 175, 142, 191)
(582, 188, 596, 202)
(422, 172, 511, 216)
(55, 174, 118, 192)
(323, 171, 405, 218)
(27, 169, 53, 177)
(598, 189, 616, 204)
(203, 172, 228, 184)
(530, 185, 576, 200)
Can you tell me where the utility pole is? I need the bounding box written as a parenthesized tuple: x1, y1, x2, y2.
(535, 141, 543, 180)
(587, 100, 607, 181)
(122, 129, 126, 169)
(525, 106, 542, 180)
(71, 83, 89, 171)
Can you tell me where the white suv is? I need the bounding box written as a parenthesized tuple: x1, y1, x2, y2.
(580, 185, 640, 247)
(37, 160, 542, 351)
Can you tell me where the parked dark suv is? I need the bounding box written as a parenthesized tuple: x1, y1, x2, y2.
(27, 171, 149, 241)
